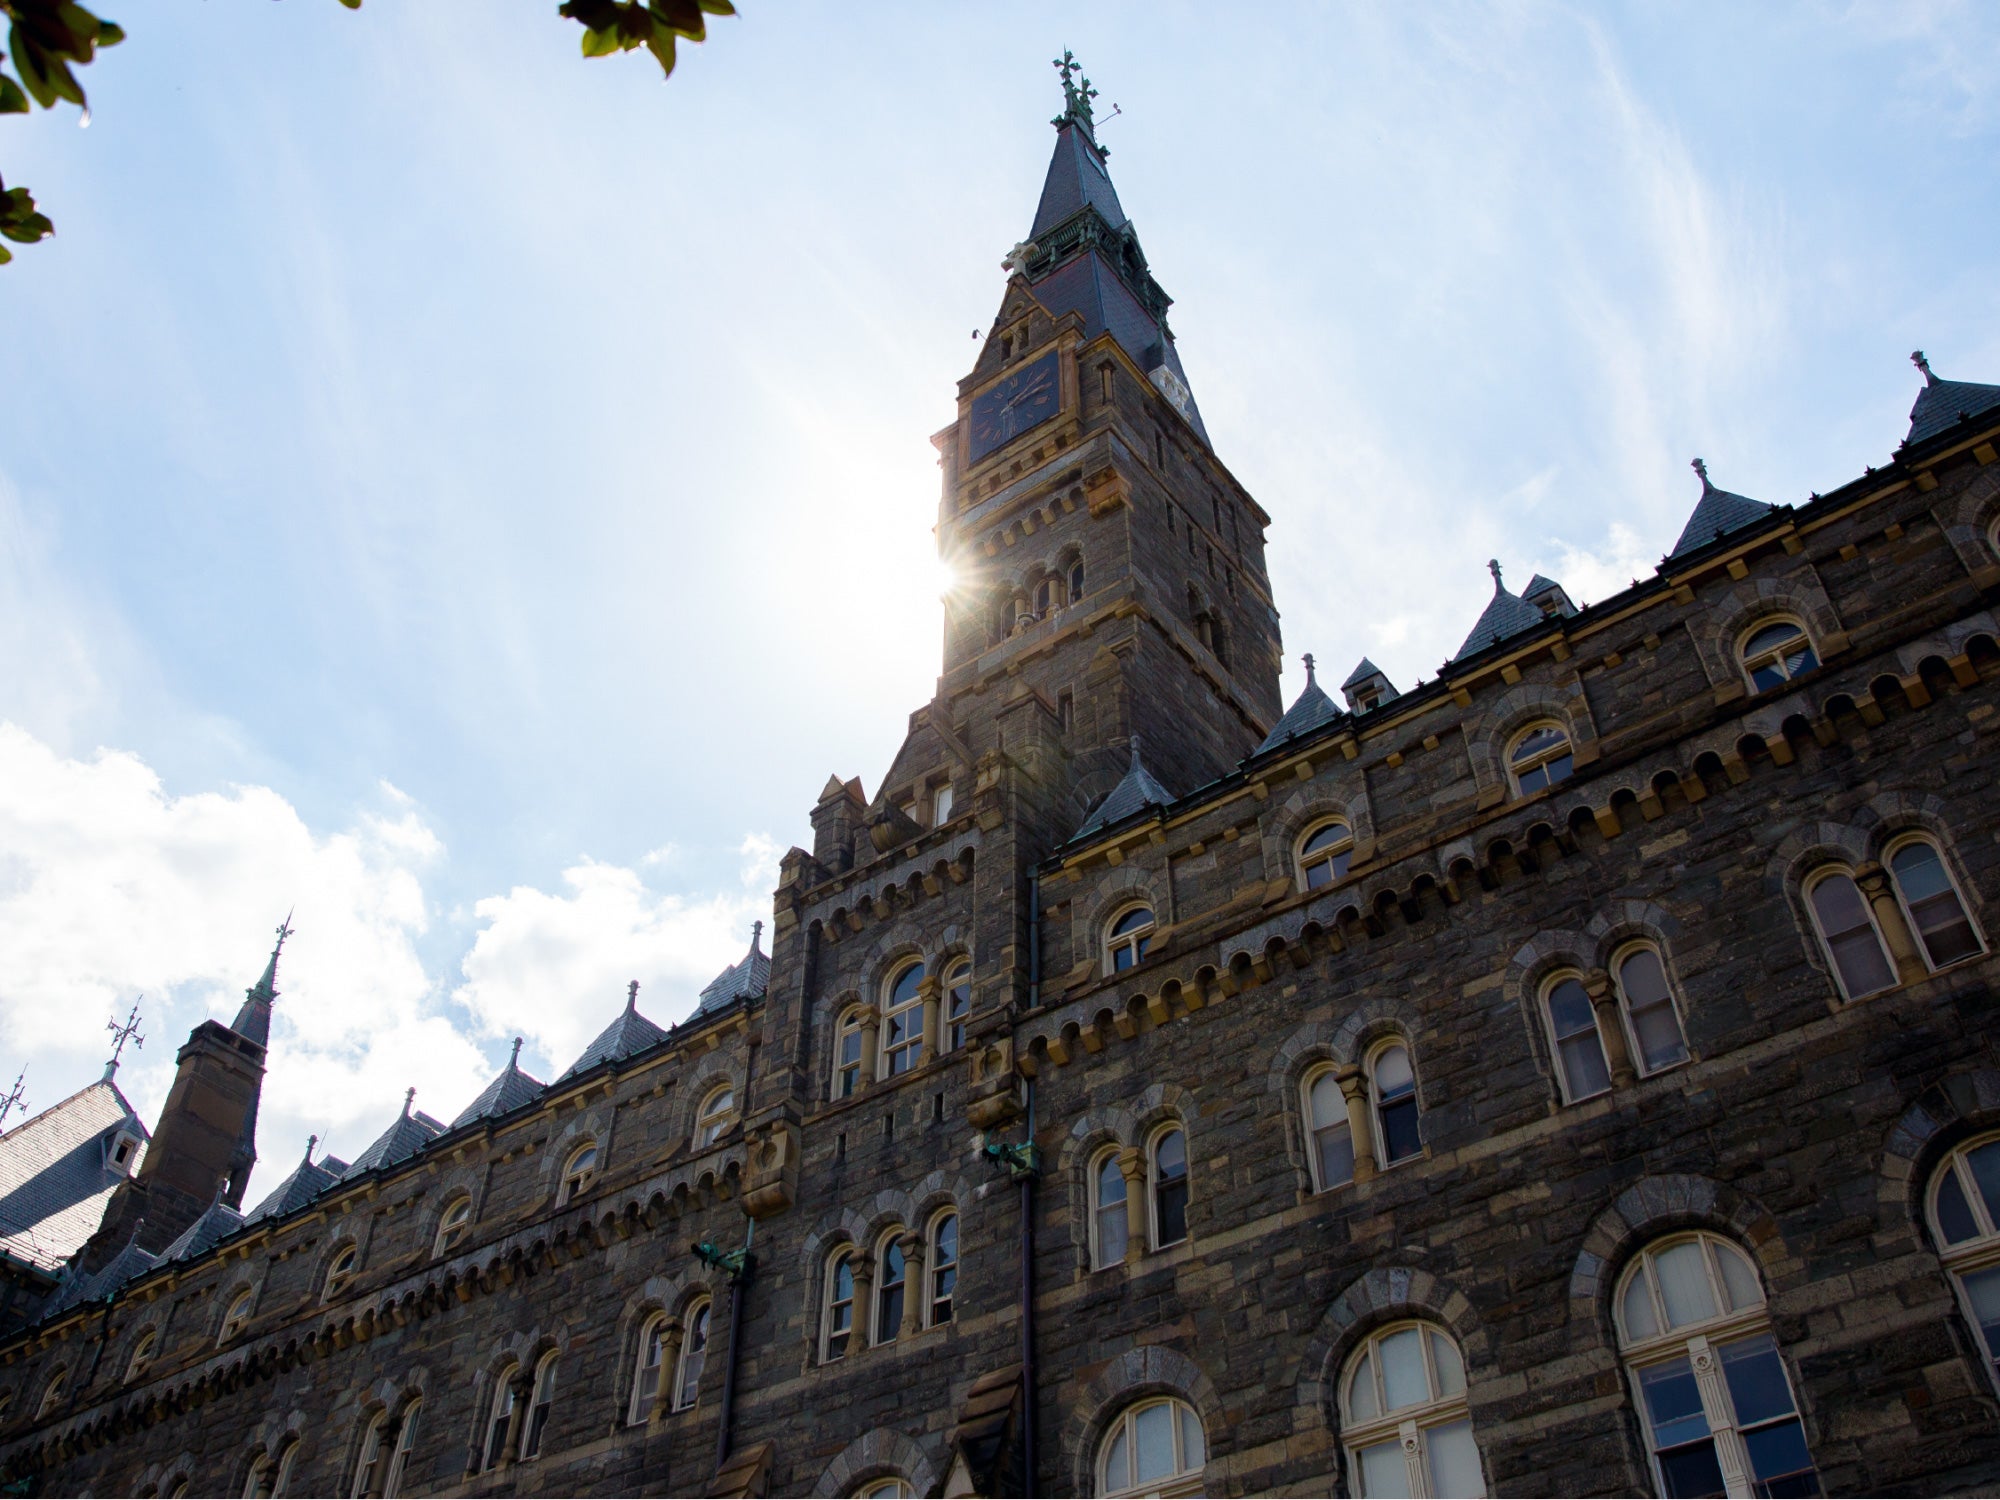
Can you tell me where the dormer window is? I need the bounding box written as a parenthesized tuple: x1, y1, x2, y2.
(104, 1128, 142, 1175)
(1355, 690, 1380, 713)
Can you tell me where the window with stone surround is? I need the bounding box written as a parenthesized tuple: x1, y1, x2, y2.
(855, 1480, 913, 1499)
(834, 1007, 865, 1099)
(1297, 820, 1355, 891)
(351, 1411, 387, 1498)
(1097, 1395, 1206, 1498)
(34, 1369, 64, 1421)
(434, 1197, 472, 1258)
(675, 1299, 710, 1411)
(557, 1142, 598, 1206)
(1340, 1321, 1484, 1498)
(695, 1084, 737, 1147)
(1105, 906, 1156, 973)
(1304, 1065, 1355, 1193)
(822, 1249, 856, 1362)
(269, 1437, 300, 1498)
(126, 1327, 157, 1383)
(881, 962, 926, 1078)
(1542, 973, 1613, 1103)
(521, 1352, 557, 1460)
(323, 1244, 357, 1300)
(219, 1288, 253, 1345)
(944, 960, 972, 1051)
(1738, 619, 1819, 694)
(1887, 837, 1985, 971)
(1615, 944, 1692, 1075)
(1506, 721, 1574, 797)
(482, 1363, 516, 1471)
(1615, 1232, 1818, 1498)
(1368, 1043, 1423, 1167)
(1803, 869, 1896, 1001)
(384, 1401, 419, 1498)
(1927, 1132, 2000, 1398)
(1091, 1148, 1129, 1269)
(875, 1231, 909, 1344)
(629, 1313, 665, 1424)
(928, 1210, 959, 1326)
(1149, 1127, 1190, 1250)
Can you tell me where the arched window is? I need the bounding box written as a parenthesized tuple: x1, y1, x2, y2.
(628, 1314, 665, 1425)
(1614, 944, 1690, 1074)
(219, 1288, 253, 1344)
(482, 1364, 517, 1472)
(1340, 1322, 1484, 1497)
(1097, 1395, 1206, 1498)
(1304, 1066, 1354, 1192)
(928, 1211, 959, 1326)
(324, 1245, 356, 1300)
(1034, 577, 1056, 617)
(127, 1328, 157, 1382)
(558, 1142, 598, 1205)
(881, 962, 925, 1078)
(1889, 837, 1985, 970)
(1149, 1127, 1190, 1250)
(521, 1352, 557, 1460)
(35, 1369, 65, 1420)
(823, 1249, 855, 1362)
(269, 1438, 300, 1499)
(1804, 869, 1896, 1000)
(1105, 906, 1156, 973)
(876, 1233, 908, 1344)
(350, 1412, 386, 1499)
(434, 1197, 472, 1258)
(834, 1007, 865, 1099)
(1615, 1232, 1817, 1498)
(1069, 560, 1086, 603)
(695, 1084, 737, 1147)
(1928, 1133, 2000, 1396)
(1507, 722, 1574, 796)
(675, 1299, 710, 1411)
(1297, 820, 1354, 891)
(1092, 1149, 1129, 1269)
(1542, 973, 1612, 1103)
(1369, 1044, 1422, 1167)
(855, 1480, 913, 1499)
(385, 1402, 419, 1498)
(1740, 620, 1819, 693)
(944, 960, 972, 1052)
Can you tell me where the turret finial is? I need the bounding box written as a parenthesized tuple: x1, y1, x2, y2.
(509, 1036, 524, 1071)
(1128, 733, 1143, 772)
(751, 919, 764, 951)
(1302, 652, 1317, 685)
(0, 1068, 25, 1132)
(1691, 456, 1709, 486)
(402, 1086, 416, 1119)
(1912, 349, 1936, 385)
(1487, 559, 1504, 589)
(1051, 48, 1100, 140)
(303, 1133, 317, 1164)
(626, 979, 640, 1013)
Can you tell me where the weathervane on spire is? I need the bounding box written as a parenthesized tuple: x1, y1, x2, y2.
(104, 998, 145, 1079)
(0, 1068, 25, 1132)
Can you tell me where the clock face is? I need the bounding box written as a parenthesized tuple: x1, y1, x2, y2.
(967, 352, 1061, 463)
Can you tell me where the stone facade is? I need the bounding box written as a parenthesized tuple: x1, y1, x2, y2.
(5, 80, 2000, 1500)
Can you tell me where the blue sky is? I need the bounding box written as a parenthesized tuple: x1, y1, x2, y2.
(3, 2, 1997, 1194)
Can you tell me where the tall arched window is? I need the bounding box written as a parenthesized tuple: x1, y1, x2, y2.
(823, 1250, 855, 1362)
(324, 1245, 357, 1300)
(558, 1143, 598, 1205)
(1150, 1127, 1190, 1250)
(482, 1364, 517, 1472)
(695, 1084, 737, 1147)
(1069, 560, 1086, 603)
(1615, 1233, 1817, 1498)
(856, 1480, 913, 1499)
(1804, 869, 1896, 1000)
(675, 1299, 710, 1411)
(1740, 620, 1818, 693)
(1369, 1044, 1422, 1166)
(521, 1353, 557, 1460)
(1297, 820, 1354, 890)
(127, 1328, 157, 1382)
(881, 963, 925, 1077)
(834, 1008, 865, 1099)
(1097, 1396, 1206, 1498)
(1092, 1149, 1129, 1269)
(876, 1233, 908, 1344)
(434, 1197, 472, 1258)
(1341, 1322, 1483, 1497)
(35, 1369, 65, 1421)
(628, 1314, 665, 1425)
(1615, 945, 1691, 1074)
(350, 1412, 387, 1499)
(1542, 973, 1612, 1103)
(269, 1438, 300, 1499)
(1304, 1066, 1354, 1192)
(928, 1211, 958, 1326)
(219, 1288, 254, 1344)
(1507, 722, 1574, 796)
(1889, 837, 1985, 970)
(944, 960, 972, 1052)
(1105, 906, 1156, 973)
(385, 1401, 419, 1498)
(1928, 1133, 2000, 1396)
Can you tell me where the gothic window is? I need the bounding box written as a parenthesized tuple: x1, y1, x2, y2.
(856, 1480, 913, 1499)
(1150, 1127, 1190, 1250)
(823, 1249, 855, 1362)
(928, 1211, 959, 1326)
(1034, 577, 1056, 617)
(270, 1438, 300, 1499)
(1341, 1322, 1484, 1498)
(219, 1288, 253, 1344)
(35, 1370, 64, 1421)
(695, 1084, 737, 1147)
(1370, 1043, 1423, 1167)
(558, 1142, 598, 1205)
(521, 1352, 557, 1460)
(1615, 944, 1691, 1074)
(1297, 820, 1355, 891)
(1804, 869, 1896, 1000)
(1092, 1148, 1129, 1269)
(932, 782, 955, 825)
(385, 1401, 419, 1498)
(1930, 1134, 2000, 1397)
(127, 1328, 157, 1382)
(944, 960, 971, 1051)
(1507, 721, 1574, 796)
(629, 1314, 665, 1424)
(1105, 906, 1156, 973)
(1888, 837, 1985, 970)
(676, 1299, 710, 1411)
(1069, 560, 1086, 602)
(1542, 973, 1612, 1103)
(1304, 1065, 1354, 1192)
(434, 1198, 472, 1258)
(1097, 1396, 1206, 1498)
(1739, 620, 1819, 694)
(351, 1412, 386, 1499)
(881, 962, 926, 1077)
(323, 1245, 357, 1300)
(482, 1364, 517, 1471)
(876, 1232, 908, 1344)
(1616, 1233, 1817, 1498)
(834, 1007, 865, 1099)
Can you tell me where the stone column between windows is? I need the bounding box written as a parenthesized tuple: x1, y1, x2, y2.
(647, 1316, 685, 1423)
(896, 1230, 927, 1340)
(857, 1006, 882, 1092)
(1116, 1146, 1148, 1264)
(1685, 1334, 1753, 1495)
(1583, 970, 1639, 1087)
(1336, 1067, 1377, 1184)
(850, 1254, 878, 1350)
(1855, 862, 1927, 985)
(917, 977, 943, 1066)
(500, 1369, 533, 1466)
(366, 1412, 404, 1499)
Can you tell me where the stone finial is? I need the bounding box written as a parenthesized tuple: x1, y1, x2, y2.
(627, 979, 640, 1013)
(402, 1087, 416, 1119)
(751, 919, 765, 953)
(303, 1133, 318, 1164)
(1691, 456, 1709, 486)
(1128, 734, 1143, 772)
(1912, 349, 1936, 385)
(1487, 559, 1504, 589)
(509, 1036, 524, 1070)
(1302, 652, 1317, 685)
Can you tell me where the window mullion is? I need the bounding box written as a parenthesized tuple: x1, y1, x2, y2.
(1686, 1334, 1752, 1497)
(1398, 1417, 1430, 1499)
(1964, 1158, 1999, 1241)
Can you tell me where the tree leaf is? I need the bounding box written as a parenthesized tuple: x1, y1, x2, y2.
(11, 24, 61, 109)
(0, 73, 28, 113)
(644, 30, 677, 77)
(580, 25, 621, 57)
(95, 19, 125, 45)
(653, 0, 705, 40)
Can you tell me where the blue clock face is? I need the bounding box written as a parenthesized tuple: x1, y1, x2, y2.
(967, 352, 1061, 463)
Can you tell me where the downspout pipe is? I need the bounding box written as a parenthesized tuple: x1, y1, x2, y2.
(1021, 867, 1041, 1497)
(714, 1216, 755, 1476)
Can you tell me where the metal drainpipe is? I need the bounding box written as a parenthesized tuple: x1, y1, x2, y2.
(1020, 867, 1041, 1497)
(713, 1215, 755, 1476)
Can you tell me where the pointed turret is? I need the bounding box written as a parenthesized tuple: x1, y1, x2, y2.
(1453, 561, 1549, 662)
(1341, 658, 1398, 715)
(561, 981, 670, 1080)
(1905, 350, 2000, 449)
(698, 922, 772, 1014)
(452, 1037, 546, 1130)
(1073, 736, 1176, 842)
(221, 916, 291, 1210)
(1669, 457, 1773, 560)
(1256, 654, 1344, 755)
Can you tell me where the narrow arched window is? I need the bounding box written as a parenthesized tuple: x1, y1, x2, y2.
(1105, 906, 1155, 973)
(270, 1438, 300, 1499)
(350, 1412, 386, 1499)
(856, 1480, 913, 1499)
(482, 1364, 517, 1472)
(1370, 1044, 1422, 1166)
(35, 1370, 65, 1420)
(876, 1233, 908, 1343)
(1805, 869, 1896, 1000)
(127, 1328, 157, 1382)
(881, 962, 925, 1077)
(1297, 820, 1354, 890)
(434, 1198, 472, 1258)
(943, 959, 972, 1051)
(695, 1084, 737, 1147)
(1928, 1133, 2000, 1397)
(1740, 620, 1818, 693)
(324, 1245, 356, 1300)
(1150, 1127, 1190, 1250)
(385, 1401, 419, 1499)
(628, 1314, 664, 1425)
(558, 1143, 598, 1205)
(1889, 838, 1985, 970)
(220, 1289, 253, 1344)
(1542, 974, 1612, 1103)
(1614, 945, 1690, 1074)
(1092, 1149, 1129, 1269)
(1304, 1067, 1353, 1192)
(834, 1008, 865, 1099)
(928, 1211, 958, 1326)
(1341, 1322, 1484, 1497)
(1097, 1396, 1206, 1498)
(1034, 577, 1056, 617)
(521, 1353, 557, 1460)
(675, 1299, 710, 1411)
(1069, 560, 1086, 603)
(1507, 722, 1574, 796)
(823, 1250, 855, 1362)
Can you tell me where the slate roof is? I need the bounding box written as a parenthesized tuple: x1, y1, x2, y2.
(561, 992, 671, 1080)
(1030, 121, 1127, 239)
(43, 1237, 157, 1317)
(245, 1151, 343, 1225)
(0, 1079, 147, 1274)
(1255, 665, 1343, 755)
(452, 1040, 547, 1130)
(698, 927, 771, 1014)
(1906, 364, 2000, 448)
(1073, 740, 1175, 841)
(1453, 565, 1548, 661)
(339, 1108, 445, 1181)
(159, 1199, 245, 1264)
(1670, 466, 1773, 560)
(1342, 657, 1386, 690)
